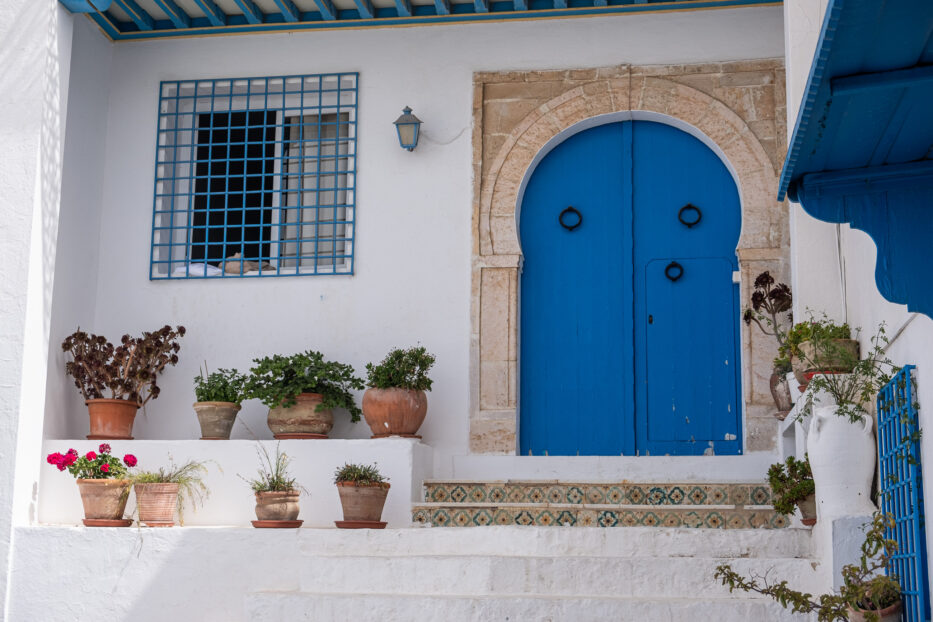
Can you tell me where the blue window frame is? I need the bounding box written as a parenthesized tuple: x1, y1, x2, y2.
(150, 73, 358, 279)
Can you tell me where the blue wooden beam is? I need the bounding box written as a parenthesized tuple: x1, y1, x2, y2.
(113, 0, 153, 29)
(832, 65, 933, 97)
(433, 0, 450, 15)
(150, 0, 190, 28)
(272, 0, 299, 21)
(593, 0, 607, 6)
(231, 0, 263, 24)
(61, 0, 112, 12)
(311, 0, 336, 19)
(513, 0, 526, 9)
(190, 0, 226, 26)
(394, 0, 412, 17)
(553, 0, 566, 8)
(353, 0, 374, 19)
(474, 0, 488, 12)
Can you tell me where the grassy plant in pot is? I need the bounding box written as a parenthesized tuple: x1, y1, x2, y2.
(193, 367, 245, 440)
(363, 346, 436, 438)
(62, 325, 186, 439)
(245, 351, 364, 439)
(768, 455, 816, 526)
(334, 463, 389, 529)
(131, 459, 210, 527)
(46, 444, 137, 527)
(742, 271, 794, 419)
(242, 444, 303, 528)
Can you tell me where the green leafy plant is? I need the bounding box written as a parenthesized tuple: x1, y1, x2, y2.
(241, 443, 298, 493)
(62, 325, 186, 406)
(365, 346, 436, 391)
(244, 350, 364, 421)
(194, 366, 245, 403)
(779, 316, 852, 364)
(131, 458, 212, 524)
(742, 271, 793, 374)
(334, 463, 389, 487)
(715, 512, 900, 621)
(768, 455, 815, 515)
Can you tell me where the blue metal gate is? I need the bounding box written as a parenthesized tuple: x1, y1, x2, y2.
(877, 365, 930, 622)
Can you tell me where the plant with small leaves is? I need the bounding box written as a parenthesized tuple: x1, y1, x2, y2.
(241, 443, 299, 493)
(334, 463, 389, 487)
(46, 443, 136, 480)
(131, 458, 212, 524)
(365, 346, 436, 391)
(194, 366, 245, 403)
(715, 512, 900, 621)
(62, 325, 186, 406)
(244, 351, 364, 421)
(742, 271, 793, 374)
(768, 455, 814, 516)
(779, 315, 852, 366)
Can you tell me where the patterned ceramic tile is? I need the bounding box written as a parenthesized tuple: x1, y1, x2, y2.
(515, 510, 535, 526)
(556, 510, 576, 526)
(566, 486, 585, 504)
(488, 487, 507, 503)
(597, 511, 618, 527)
(449, 486, 468, 503)
(469, 486, 487, 502)
(473, 509, 493, 526)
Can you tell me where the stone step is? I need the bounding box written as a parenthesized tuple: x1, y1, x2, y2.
(423, 480, 774, 506)
(411, 503, 788, 529)
(246, 593, 817, 622)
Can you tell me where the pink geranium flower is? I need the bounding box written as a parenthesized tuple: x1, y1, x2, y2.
(123, 454, 137, 467)
(100, 464, 109, 473)
(98, 443, 111, 454)
(85, 451, 97, 461)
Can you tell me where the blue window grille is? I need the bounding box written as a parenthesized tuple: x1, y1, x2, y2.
(877, 364, 930, 622)
(150, 73, 358, 279)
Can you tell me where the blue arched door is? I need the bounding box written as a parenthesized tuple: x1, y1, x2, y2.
(519, 120, 741, 456)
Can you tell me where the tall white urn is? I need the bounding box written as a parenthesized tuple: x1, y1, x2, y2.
(807, 405, 877, 519)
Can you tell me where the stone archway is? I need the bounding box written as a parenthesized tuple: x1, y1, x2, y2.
(470, 62, 788, 455)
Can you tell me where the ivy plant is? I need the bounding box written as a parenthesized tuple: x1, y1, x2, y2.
(365, 346, 436, 391)
(244, 350, 364, 421)
(194, 367, 245, 403)
(767, 455, 815, 515)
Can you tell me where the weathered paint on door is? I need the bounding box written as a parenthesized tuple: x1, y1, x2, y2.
(519, 120, 741, 456)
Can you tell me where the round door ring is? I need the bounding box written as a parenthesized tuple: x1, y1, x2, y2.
(665, 261, 684, 282)
(559, 206, 583, 231)
(678, 204, 702, 228)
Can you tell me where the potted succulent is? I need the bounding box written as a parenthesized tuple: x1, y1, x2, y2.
(131, 459, 210, 527)
(768, 455, 816, 526)
(62, 325, 186, 439)
(780, 316, 857, 388)
(334, 463, 389, 529)
(193, 367, 245, 439)
(242, 444, 303, 528)
(362, 346, 436, 438)
(742, 271, 794, 419)
(245, 350, 363, 439)
(46, 443, 137, 527)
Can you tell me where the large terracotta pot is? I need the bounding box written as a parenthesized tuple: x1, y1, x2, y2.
(337, 483, 390, 522)
(135, 483, 179, 527)
(255, 490, 300, 521)
(76, 479, 130, 520)
(769, 373, 793, 420)
(797, 493, 817, 526)
(847, 600, 902, 622)
(792, 338, 859, 386)
(193, 401, 241, 439)
(86, 399, 138, 440)
(267, 393, 333, 439)
(362, 388, 428, 438)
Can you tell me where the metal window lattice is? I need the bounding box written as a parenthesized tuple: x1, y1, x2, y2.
(150, 73, 357, 279)
(877, 365, 930, 622)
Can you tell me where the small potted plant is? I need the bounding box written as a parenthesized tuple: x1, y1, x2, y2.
(62, 325, 186, 439)
(768, 455, 816, 526)
(46, 443, 137, 527)
(362, 346, 436, 438)
(334, 463, 389, 529)
(244, 350, 364, 439)
(131, 459, 210, 527)
(742, 271, 794, 419)
(193, 367, 245, 440)
(781, 316, 857, 388)
(242, 444, 303, 528)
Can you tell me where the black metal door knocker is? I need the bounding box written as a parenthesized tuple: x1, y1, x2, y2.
(678, 203, 702, 228)
(559, 206, 583, 231)
(665, 261, 684, 282)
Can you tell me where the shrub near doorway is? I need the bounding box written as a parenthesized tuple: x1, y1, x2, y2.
(768, 456, 816, 526)
(362, 346, 435, 438)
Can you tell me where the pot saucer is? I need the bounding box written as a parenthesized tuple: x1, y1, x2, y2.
(335, 520, 387, 529)
(272, 433, 327, 439)
(251, 520, 303, 528)
(83, 519, 133, 527)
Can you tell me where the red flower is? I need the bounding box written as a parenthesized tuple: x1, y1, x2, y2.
(123, 454, 137, 467)
(100, 464, 110, 473)
(98, 443, 111, 454)
(67, 448, 78, 457)
(63, 453, 77, 467)
(85, 451, 97, 461)
(47, 452, 63, 466)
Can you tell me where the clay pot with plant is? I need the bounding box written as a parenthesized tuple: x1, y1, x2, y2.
(781, 317, 858, 388)
(742, 272, 794, 419)
(334, 463, 390, 529)
(193, 367, 245, 440)
(46, 443, 138, 527)
(245, 351, 364, 439)
(242, 443, 303, 528)
(131, 459, 211, 527)
(768, 455, 816, 526)
(362, 346, 435, 438)
(62, 325, 186, 439)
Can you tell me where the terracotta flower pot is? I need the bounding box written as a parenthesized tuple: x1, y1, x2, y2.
(76, 479, 130, 520)
(797, 493, 817, 526)
(267, 393, 333, 439)
(193, 401, 241, 439)
(255, 490, 300, 521)
(337, 482, 390, 522)
(86, 399, 138, 440)
(362, 388, 428, 438)
(847, 600, 901, 622)
(135, 483, 179, 527)
(792, 338, 859, 386)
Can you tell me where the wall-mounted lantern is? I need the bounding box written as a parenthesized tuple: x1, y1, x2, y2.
(393, 107, 422, 152)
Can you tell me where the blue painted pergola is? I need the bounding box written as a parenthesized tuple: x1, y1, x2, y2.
(60, 0, 777, 41)
(778, 0, 933, 318)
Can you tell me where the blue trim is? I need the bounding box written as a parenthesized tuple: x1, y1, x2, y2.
(832, 65, 933, 97)
(311, 0, 336, 20)
(150, 0, 190, 29)
(433, 0, 451, 15)
(231, 0, 263, 24)
(353, 0, 375, 19)
(60, 0, 112, 12)
(112, 0, 153, 30)
(271, 0, 299, 22)
(191, 0, 227, 26)
(394, 0, 412, 17)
